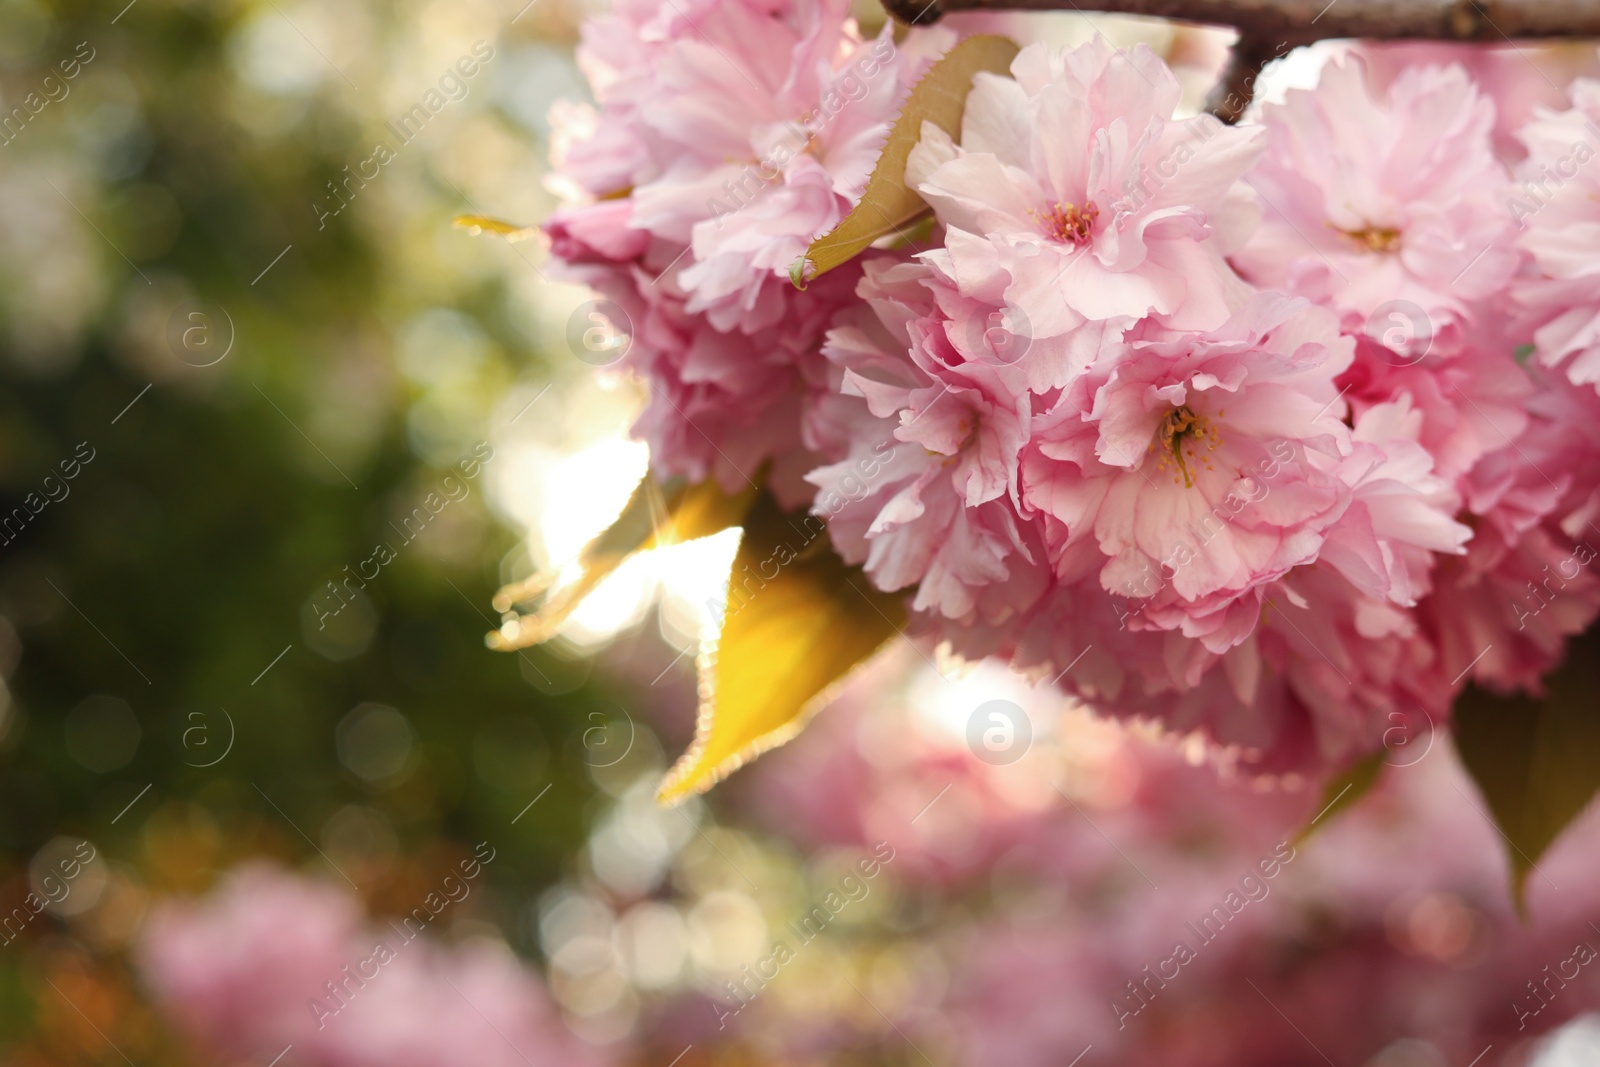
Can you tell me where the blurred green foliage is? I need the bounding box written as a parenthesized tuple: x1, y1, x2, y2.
(0, 0, 610, 1055)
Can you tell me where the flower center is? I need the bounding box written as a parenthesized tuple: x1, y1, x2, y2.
(1332, 223, 1402, 254)
(1031, 201, 1099, 245)
(1149, 405, 1221, 488)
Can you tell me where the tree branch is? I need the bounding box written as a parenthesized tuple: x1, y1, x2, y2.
(887, 0, 1600, 42)
(1204, 36, 1278, 121)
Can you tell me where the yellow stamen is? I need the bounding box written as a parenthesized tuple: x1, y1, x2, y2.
(1029, 201, 1099, 245)
(1330, 222, 1402, 254)
(1151, 405, 1223, 488)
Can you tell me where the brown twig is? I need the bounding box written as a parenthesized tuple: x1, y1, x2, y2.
(884, 0, 1600, 119)
(1204, 37, 1277, 120)
(886, 0, 1600, 44)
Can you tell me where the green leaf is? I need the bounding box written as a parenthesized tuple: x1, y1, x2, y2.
(488, 475, 757, 650)
(657, 493, 906, 803)
(1453, 625, 1600, 909)
(1291, 750, 1386, 847)
(791, 34, 1020, 286)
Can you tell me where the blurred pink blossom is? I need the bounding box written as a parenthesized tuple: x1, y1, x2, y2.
(137, 863, 610, 1067)
(734, 657, 1600, 1067)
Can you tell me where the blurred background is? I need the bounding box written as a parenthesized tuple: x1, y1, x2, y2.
(2, 1, 1600, 1065)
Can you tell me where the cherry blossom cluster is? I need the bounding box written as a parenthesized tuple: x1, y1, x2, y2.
(544, 0, 1600, 774)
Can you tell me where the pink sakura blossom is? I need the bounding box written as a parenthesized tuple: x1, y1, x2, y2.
(1514, 77, 1600, 391)
(980, 562, 1435, 774)
(812, 263, 1467, 771)
(549, 11, 1600, 778)
(1152, 400, 1471, 767)
(1338, 331, 1533, 484)
(137, 863, 610, 1067)
(930, 748, 1600, 1067)
(808, 255, 1051, 623)
(1232, 55, 1521, 350)
(552, 223, 857, 506)
(801, 39, 1500, 774)
(1415, 367, 1600, 694)
(545, 0, 962, 506)
(735, 661, 1600, 1067)
(1353, 40, 1600, 164)
(1024, 294, 1355, 651)
(905, 37, 1263, 382)
(311, 941, 588, 1067)
(1316, 396, 1472, 608)
(1246, 563, 1446, 765)
(1422, 519, 1600, 695)
(678, 26, 957, 333)
(138, 862, 363, 1062)
(555, 0, 843, 200)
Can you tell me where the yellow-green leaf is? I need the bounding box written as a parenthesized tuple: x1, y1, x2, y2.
(1453, 625, 1600, 909)
(1291, 750, 1386, 847)
(656, 494, 906, 803)
(452, 214, 540, 242)
(488, 475, 757, 650)
(791, 34, 1020, 286)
